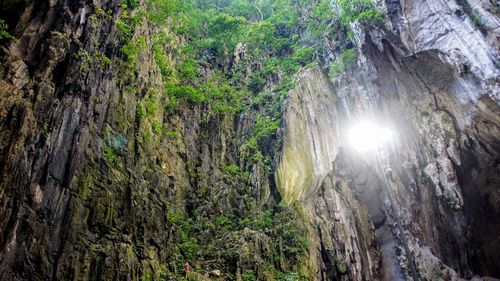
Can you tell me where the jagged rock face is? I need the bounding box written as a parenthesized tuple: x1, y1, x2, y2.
(277, 0, 500, 280)
(0, 0, 499, 281)
(275, 67, 341, 205)
(0, 1, 281, 280)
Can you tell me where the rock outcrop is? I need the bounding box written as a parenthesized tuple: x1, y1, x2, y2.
(0, 0, 499, 280)
(276, 0, 500, 280)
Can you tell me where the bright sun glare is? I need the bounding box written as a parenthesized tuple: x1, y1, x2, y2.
(347, 120, 393, 152)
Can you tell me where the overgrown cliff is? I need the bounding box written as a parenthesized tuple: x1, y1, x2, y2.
(0, 0, 498, 280)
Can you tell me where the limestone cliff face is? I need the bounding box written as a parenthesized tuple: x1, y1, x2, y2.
(276, 0, 500, 280)
(0, 1, 283, 280)
(0, 0, 499, 281)
(276, 67, 341, 205)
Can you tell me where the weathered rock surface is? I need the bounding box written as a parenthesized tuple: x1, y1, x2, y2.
(277, 0, 500, 280)
(0, 1, 286, 280)
(276, 67, 340, 204)
(0, 0, 498, 280)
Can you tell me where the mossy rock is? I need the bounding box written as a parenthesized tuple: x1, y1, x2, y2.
(187, 271, 212, 281)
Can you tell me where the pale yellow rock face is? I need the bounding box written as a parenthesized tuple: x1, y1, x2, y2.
(276, 67, 340, 204)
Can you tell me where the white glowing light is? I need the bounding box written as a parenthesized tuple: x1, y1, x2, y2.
(347, 121, 393, 152)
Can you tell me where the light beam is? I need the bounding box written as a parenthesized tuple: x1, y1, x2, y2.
(347, 120, 393, 152)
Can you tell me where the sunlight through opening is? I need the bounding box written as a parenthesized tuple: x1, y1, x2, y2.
(347, 120, 393, 152)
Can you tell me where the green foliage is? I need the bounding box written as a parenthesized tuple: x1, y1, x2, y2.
(76, 50, 92, 72)
(240, 209, 273, 230)
(167, 210, 186, 224)
(328, 61, 342, 78)
(152, 120, 163, 134)
(167, 84, 205, 103)
(132, 191, 148, 200)
(223, 164, 240, 174)
(116, 6, 146, 76)
(167, 210, 199, 260)
(137, 91, 160, 118)
(178, 58, 199, 81)
(278, 272, 306, 281)
(121, 36, 147, 72)
(76, 49, 111, 72)
(145, 0, 187, 24)
(242, 171, 250, 182)
(153, 33, 173, 77)
(240, 205, 309, 264)
(203, 76, 247, 113)
(97, 54, 112, 69)
(92, 7, 112, 23)
(215, 214, 234, 230)
(42, 122, 50, 136)
(202, 11, 246, 56)
(116, 19, 132, 39)
(338, 0, 383, 25)
(308, 0, 337, 41)
(223, 0, 257, 19)
(341, 48, 357, 67)
(291, 47, 315, 66)
(0, 19, 14, 41)
(123, 0, 140, 9)
(335, 258, 347, 274)
(328, 48, 357, 78)
(240, 114, 280, 164)
(103, 145, 119, 164)
(242, 270, 257, 281)
(471, 15, 487, 33)
(163, 203, 309, 278)
(253, 115, 280, 143)
(165, 131, 178, 137)
(273, 206, 310, 260)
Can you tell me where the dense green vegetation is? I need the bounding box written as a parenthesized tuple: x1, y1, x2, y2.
(117, 0, 382, 113)
(165, 204, 309, 280)
(0, 19, 14, 71)
(0, 19, 13, 41)
(116, 0, 381, 164)
(101, 0, 383, 279)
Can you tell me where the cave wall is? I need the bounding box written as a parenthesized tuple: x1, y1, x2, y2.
(0, 0, 498, 280)
(276, 0, 499, 280)
(0, 1, 285, 280)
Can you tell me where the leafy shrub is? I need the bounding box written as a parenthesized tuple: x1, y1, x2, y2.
(146, 0, 185, 24)
(165, 131, 178, 137)
(338, 0, 383, 25)
(178, 58, 199, 81)
(253, 115, 280, 143)
(167, 210, 187, 224)
(121, 36, 146, 71)
(329, 48, 357, 77)
(167, 84, 205, 103)
(103, 146, 119, 164)
(0, 19, 14, 41)
(291, 46, 315, 66)
(153, 33, 173, 77)
(242, 270, 256, 281)
(223, 164, 240, 174)
(116, 19, 133, 39)
(340, 48, 357, 67)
